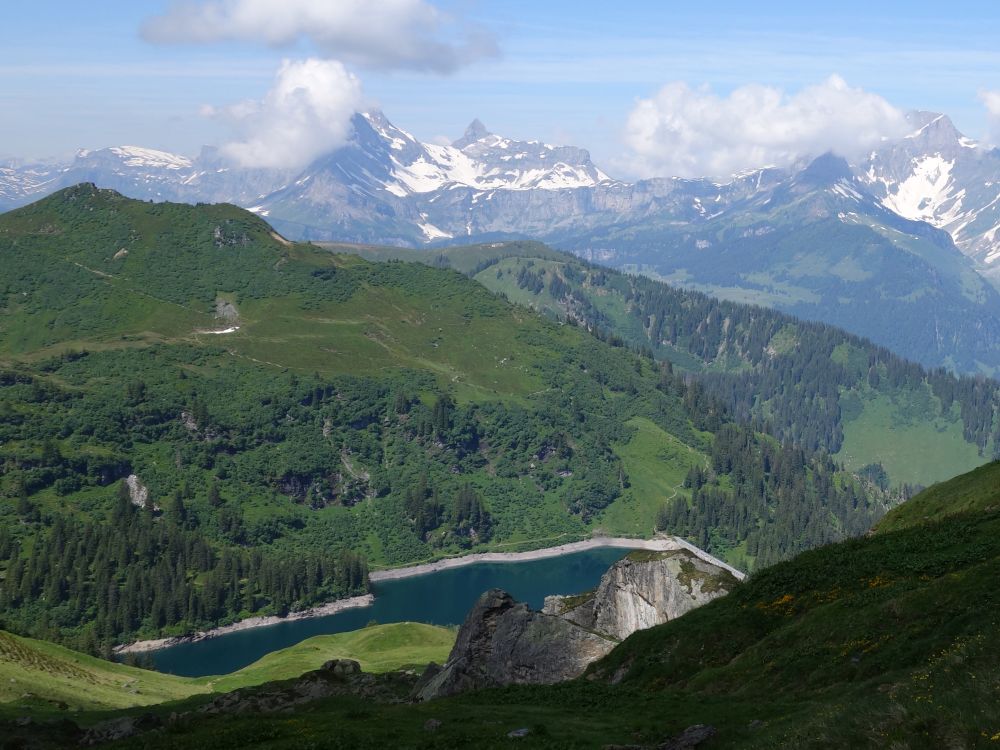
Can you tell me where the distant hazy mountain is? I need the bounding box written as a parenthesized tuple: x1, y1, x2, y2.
(0, 159, 55, 213)
(555, 152, 1000, 372)
(2, 108, 1000, 370)
(0, 145, 293, 214)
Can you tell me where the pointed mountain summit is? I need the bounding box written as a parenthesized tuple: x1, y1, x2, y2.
(453, 119, 491, 149)
(859, 109, 1000, 273)
(903, 111, 965, 152)
(796, 152, 855, 188)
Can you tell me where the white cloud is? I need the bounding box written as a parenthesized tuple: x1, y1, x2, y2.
(143, 0, 497, 73)
(204, 58, 363, 169)
(981, 90, 1000, 145)
(621, 75, 908, 179)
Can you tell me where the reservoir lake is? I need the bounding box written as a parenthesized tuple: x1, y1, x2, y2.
(152, 546, 629, 677)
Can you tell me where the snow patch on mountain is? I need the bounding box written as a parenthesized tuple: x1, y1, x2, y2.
(880, 156, 957, 223)
(105, 147, 193, 170)
(831, 179, 864, 202)
(368, 114, 613, 196)
(418, 220, 452, 240)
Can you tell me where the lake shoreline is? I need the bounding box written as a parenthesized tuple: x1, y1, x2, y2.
(114, 594, 375, 655)
(115, 535, 743, 655)
(368, 534, 745, 582)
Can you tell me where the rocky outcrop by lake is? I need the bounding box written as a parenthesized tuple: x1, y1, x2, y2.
(414, 589, 615, 700)
(417, 548, 738, 700)
(545, 548, 740, 641)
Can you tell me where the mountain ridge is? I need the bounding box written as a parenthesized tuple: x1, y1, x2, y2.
(4, 110, 1000, 372)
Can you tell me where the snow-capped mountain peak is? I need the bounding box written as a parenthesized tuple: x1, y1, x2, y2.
(351, 110, 614, 197)
(2, 107, 999, 279)
(453, 118, 491, 149)
(858, 110, 1000, 272)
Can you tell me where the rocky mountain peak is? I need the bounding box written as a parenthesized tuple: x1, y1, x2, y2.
(905, 110, 965, 151)
(453, 118, 491, 149)
(797, 152, 855, 188)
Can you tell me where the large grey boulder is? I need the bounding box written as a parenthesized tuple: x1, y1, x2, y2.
(415, 589, 615, 701)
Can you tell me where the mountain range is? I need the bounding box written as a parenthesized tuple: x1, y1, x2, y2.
(3, 109, 1000, 371)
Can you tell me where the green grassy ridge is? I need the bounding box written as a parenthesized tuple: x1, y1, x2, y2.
(874, 460, 1000, 533)
(0, 622, 454, 714)
(343, 239, 998, 488)
(0, 185, 553, 397)
(96, 461, 1000, 749)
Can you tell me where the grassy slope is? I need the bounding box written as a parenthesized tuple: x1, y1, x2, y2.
(201, 622, 455, 693)
(0, 629, 206, 712)
(836, 389, 985, 487)
(99, 462, 1000, 750)
(0, 187, 554, 398)
(874, 459, 1000, 532)
(0, 623, 454, 714)
(597, 417, 706, 537)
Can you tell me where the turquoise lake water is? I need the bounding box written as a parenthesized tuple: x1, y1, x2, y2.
(151, 546, 629, 677)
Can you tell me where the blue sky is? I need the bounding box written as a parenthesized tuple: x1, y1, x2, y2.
(3, 1, 1000, 174)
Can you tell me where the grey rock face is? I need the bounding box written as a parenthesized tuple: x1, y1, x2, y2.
(545, 550, 739, 641)
(415, 589, 615, 701)
(419, 549, 739, 701)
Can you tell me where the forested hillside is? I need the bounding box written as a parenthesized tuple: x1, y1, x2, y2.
(346, 241, 999, 488)
(0, 186, 894, 654)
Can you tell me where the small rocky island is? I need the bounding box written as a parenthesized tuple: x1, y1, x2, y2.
(417, 548, 739, 700)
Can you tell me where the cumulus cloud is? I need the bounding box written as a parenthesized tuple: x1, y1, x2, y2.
(621, 75, 908, 179)
(204, 58, 362, 169)
(981, 90, 1000, 145)
(143, 0, 497, 73)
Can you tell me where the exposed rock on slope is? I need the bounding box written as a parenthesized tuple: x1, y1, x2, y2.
(545, 549, 740, 641)
(418, 549, 738, 700)
(415, 589, 615, 700)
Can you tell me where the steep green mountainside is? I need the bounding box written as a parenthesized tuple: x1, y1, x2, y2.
(874, 459, 1000, 533)
(57, 461, 999, 750)
(341, 240, 999, 488)
(0, 622, 453, 714)
(0, 185, 888, 654)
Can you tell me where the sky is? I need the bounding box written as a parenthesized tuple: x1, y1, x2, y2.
(3, 1, 1000, 178)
